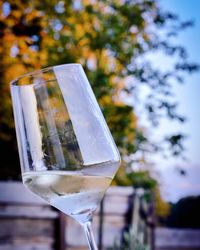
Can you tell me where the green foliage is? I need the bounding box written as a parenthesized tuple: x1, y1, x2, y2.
(165, 134, 186, 156)
(0, 0, 199, 179)
(127, 171, 157, 190)
(107, 229, 150, 250)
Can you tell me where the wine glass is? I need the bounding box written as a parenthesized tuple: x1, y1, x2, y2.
(10, 64, 121, 250)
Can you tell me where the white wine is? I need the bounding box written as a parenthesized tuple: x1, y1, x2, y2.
(23, 171, 112, 222)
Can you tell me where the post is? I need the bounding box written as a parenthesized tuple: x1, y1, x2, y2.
(54, 212, 66, 250)
(98, 198, 104, 250)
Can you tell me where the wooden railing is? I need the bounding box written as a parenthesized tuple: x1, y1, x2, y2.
(0, 181, 153, 250)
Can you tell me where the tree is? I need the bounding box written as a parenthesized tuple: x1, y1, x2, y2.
(164, 196, 200, 228)
(0, 0, 198, 179)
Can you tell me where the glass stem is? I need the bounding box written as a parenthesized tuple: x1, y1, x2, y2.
(82, 221, 98, 250)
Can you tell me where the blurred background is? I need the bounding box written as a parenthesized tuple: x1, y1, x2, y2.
(0, 0, 199, 249)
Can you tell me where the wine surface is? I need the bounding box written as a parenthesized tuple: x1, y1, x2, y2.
(23, 170, 112, 222)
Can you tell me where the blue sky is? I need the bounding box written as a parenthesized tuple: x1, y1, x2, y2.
(151, 0, 200, 201)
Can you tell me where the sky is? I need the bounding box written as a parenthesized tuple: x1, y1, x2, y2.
(150, 0, 200, 202)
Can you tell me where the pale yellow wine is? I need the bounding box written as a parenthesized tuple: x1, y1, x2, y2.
(23, 171, 112, 222)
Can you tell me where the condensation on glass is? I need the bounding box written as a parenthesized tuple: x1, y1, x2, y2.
(10, 64, 120, 176)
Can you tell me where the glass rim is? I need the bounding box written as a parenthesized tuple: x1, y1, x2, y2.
(10, 63, 82, 86)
